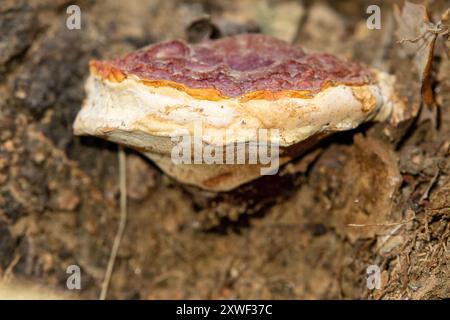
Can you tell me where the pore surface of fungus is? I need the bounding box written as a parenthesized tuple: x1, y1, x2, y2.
(74, 34, 398, 191)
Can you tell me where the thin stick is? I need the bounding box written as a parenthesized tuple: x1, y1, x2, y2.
(419, 168, 440, 203)
(347, 217, 415, 228)
(99, 145, 127, 300)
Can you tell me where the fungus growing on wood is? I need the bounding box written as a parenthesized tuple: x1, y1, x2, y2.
(74, 34, 399, 191)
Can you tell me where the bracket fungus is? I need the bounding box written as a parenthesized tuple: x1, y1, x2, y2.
(74, 34, 400, 191)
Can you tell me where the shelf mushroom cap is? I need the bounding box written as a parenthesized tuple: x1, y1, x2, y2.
(74, 34, 398, 191)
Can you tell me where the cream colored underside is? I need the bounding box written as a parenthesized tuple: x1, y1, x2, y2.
(73, 73, 395, 191)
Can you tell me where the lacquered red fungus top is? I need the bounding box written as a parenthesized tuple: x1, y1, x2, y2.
(91, 34, 371, 98)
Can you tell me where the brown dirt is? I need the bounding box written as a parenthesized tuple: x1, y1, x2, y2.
(0, 0, 449, 299)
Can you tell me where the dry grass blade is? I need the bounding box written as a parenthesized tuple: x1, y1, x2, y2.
(99, 145, 128, 300)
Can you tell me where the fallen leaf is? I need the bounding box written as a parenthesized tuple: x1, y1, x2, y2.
(395, 1, 437, 106)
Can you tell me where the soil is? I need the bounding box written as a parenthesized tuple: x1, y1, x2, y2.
(0, 0, 449, 299)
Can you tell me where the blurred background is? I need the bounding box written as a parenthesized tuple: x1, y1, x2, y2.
(0, 0, 449, 299)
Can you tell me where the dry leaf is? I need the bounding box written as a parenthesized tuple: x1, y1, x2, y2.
(395, 1, 437, 106)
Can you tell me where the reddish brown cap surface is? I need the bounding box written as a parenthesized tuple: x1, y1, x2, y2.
(91, 34, 371, 100)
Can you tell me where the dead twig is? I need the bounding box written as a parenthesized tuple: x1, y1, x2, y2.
(1, 252, 21, 282)
(99, 145, 128, 300)
(347, 217, 415, 228)
(419, 168, 440, 203)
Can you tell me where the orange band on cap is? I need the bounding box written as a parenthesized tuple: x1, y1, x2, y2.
(90, 60, 372, 102)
